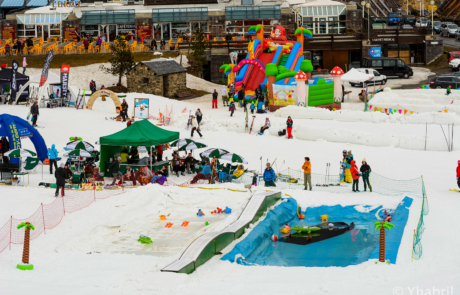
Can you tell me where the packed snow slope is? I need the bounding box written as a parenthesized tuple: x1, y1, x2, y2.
(1, 68, 459, 295)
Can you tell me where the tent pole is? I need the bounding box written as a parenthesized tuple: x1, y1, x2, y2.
(150, 146, 152, 171)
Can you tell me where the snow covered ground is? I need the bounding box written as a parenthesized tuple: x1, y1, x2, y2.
(1, 66, 459, 295)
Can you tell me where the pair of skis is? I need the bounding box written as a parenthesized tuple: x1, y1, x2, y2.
(76, 89, 86, 110)
(185, 110, 192, 130)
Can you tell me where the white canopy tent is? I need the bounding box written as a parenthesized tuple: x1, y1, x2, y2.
(341, 68, 374, 82)
(15, 72, 78, 106)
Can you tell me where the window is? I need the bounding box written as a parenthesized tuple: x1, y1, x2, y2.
(397, 59, 405, 67)
(152, 7, 208, 22)
(371, 60, 382, 67)
(81, 10, 135, 25)
(362, 59, 368, 67)
(225, 6, 281, 20)
(383, 59, 396, 67)
(439, 77, 452, 82)
(143, 77, 149, 84)
(242, 0, 253, 4)
(373, 71, 380, 76)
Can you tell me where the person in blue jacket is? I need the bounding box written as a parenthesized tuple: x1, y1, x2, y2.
(47, 144, 59, 174)
(191, 162, 212, 184)
(263, 162, 276, 187)
(250, 102, 255, 114)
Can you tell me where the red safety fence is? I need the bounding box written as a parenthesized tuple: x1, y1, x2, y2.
(0, 189, 125, 254)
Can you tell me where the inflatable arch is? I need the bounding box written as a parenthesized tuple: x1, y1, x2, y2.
(86, 89, 121, 111)
(0, 114, 48, 163)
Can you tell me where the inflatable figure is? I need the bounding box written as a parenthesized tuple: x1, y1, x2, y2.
(321, 214, 329, 223)
(159, 215, 167, 220)
(165, 222, 173, 228)
(197, 209, 205, 217)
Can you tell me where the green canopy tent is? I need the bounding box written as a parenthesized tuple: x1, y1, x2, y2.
(99, 119, 180, 173)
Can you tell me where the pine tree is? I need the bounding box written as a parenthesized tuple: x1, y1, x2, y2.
(187, 27, 208, 77)
(100, 40, 135, 86)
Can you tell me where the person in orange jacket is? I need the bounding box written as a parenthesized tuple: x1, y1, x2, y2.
(302, 157, 312, 191)
(351, 160, 360, 192)
(457, 160, 460, 189)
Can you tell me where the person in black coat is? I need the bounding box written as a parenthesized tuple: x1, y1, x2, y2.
(107, 156, 122, 185)
(30, 102, 39, 127)
(150, 39, 157, 51)
(195, 109, 203, 126)
(1, 137, 10, 164)
(90, 80, 96, 94)
(55, 163, 66, 197)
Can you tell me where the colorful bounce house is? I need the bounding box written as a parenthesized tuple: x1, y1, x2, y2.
(220, 25, 343, 111)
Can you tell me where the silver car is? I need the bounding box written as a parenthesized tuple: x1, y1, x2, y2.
(441, 24, 459, 37)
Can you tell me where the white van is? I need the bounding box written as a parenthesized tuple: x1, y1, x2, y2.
(349, 68, 387, 87)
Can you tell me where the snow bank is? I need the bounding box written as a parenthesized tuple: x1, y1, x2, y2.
(370, 89, 460, 114)
(275, 105, 460, 125)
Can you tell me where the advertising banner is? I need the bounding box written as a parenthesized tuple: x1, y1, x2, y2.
(134, 98, 149, 119)
(60, 64, 70, 99)
(272, 84, 296, 107)
(11, 60, 18, 101)
(63, 27, 79, 41)
(137, 25, 151, 40)
(2, 26, 15, 39)
(40, 51, 54, 87)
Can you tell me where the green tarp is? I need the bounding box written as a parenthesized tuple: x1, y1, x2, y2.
(100, 119, 179, 146)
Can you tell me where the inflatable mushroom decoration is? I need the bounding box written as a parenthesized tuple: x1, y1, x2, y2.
(331, 66, 344, 103)
(294, 70, 308, 106)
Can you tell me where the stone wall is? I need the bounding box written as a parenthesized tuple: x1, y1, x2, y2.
(426, 39, 443, 65)
(127, 64, 164, 96)
(164, 72, 186, 97)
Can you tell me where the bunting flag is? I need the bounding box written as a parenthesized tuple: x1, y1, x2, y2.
(182, 107, 187, 113)
(444, 109, 448, 113)
(385, 108, 388, 113)
(399, 110, 402, 114)
(404, 110, 408, 115)
(389, 108, 392, 113)
(369, 105, 372, 109)
(410, 111, 414, 114)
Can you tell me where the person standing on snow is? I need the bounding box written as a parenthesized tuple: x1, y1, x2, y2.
(351, 160, 360, 192)
(107, 157, 122, 185)
(360, 159, 372, 192)
(286, 116, 293, 139)
(54, 163, 66, 197)
(212, 89, 218, 109)
(195, 109, 203, 126)
(302, 157, 312, 190)
(229, 101, 236, 117)
(190, 115, 202, 138)
(446, 85, 452, 96)
(90, 79, 96, 94)
(263, 163, 276, 187)
(259, 118, 271, 135)
(344, 150, 353, 183)
(30, 101, 39, 127)
(23, 57, 27, 74)
(238, 87, 245, 107)
(47, 144, 59, 174)
(456, 161, 460, 190)
(120, 99, 128, 122)
(221, 85, 228, 107)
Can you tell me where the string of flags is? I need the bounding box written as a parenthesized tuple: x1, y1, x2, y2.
(368, 105, 449, 114)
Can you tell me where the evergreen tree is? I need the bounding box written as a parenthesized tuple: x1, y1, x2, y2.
(100, 40, 135, 86)
(187, 27, 208, 77)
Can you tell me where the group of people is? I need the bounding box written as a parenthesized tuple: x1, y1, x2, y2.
(149, 38, 167, 51)
(3, 38, 34, 56)
(342, 150, 372, 192)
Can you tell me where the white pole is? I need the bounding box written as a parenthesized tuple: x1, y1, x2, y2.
(432, 6, 434, 37)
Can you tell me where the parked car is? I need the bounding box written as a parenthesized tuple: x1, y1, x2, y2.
(441, 71, 460, 76)
(399, 24, 413, 30)
(403, 17, 416, 26)
(349, 68, 387, 87)
(449, 59, 460, 71)
(415, 18, 430, 27)
(446, 51, 460, 64)
(362, 57, 413, 79)
(429, 75, 460, 89)
(440, 24, 459, 37)
(388, 12, 402, 25)
(455, 28, 460, 40)
(432, 21, 442, 33)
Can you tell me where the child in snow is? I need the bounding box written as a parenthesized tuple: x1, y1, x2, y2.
(250, 102, 255, 114)
(351, 160, 360, 192)
(229, 102, 236, 117)
(447, 85, 452, 95)
(259, 118, 271, 135)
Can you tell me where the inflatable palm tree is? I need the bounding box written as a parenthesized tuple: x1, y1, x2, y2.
(17, 222, 35, 270)
(374, 221, 394, 263)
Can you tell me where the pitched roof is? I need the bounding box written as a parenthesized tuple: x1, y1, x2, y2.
(140, 59, 187, 76)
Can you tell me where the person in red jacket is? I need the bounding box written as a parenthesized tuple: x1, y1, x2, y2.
(457, 160, 460, 189)
(351, 160, 360, 192)
(156, 144, 164, 162)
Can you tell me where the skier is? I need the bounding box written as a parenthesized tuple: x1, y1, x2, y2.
(190, 115, 202, 138)
(90, 79, 96, 94)
(30, 101, 39, 127)
(212, 89, 218, 109)
(221, 84, 228, 107)
(457, 160, 460, 190)
(302, 157, 312, 190)
(195, 109, 203, 126)
(229, 101, 236, 117)
(286, 116, 293, 139)
(47, 144, 59, 174)
(54, 163, 66, 197)
(360, 158, 372, 192)
(263, 163, 276, 187)
(351, 160, 360, 192)
(120, 99, 128, 122)
(259, 118, 271, 135)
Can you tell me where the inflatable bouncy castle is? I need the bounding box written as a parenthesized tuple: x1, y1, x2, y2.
(220, 25, 342, 111)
